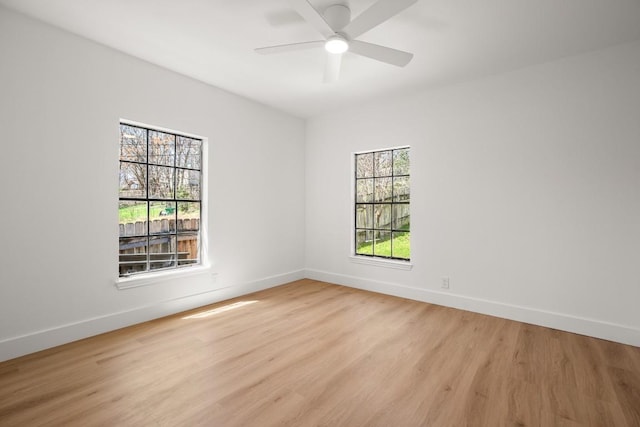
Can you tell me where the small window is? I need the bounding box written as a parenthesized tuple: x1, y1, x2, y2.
(354, 147, 410, 260)
(119, 123, 203, 276)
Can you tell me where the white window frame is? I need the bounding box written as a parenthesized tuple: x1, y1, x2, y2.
(349, 146, 413, 270)
(115, 119, 210, 289)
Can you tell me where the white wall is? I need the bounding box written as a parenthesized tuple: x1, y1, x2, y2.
(305, 40, 640, 346)
(0, 7, 306, 361)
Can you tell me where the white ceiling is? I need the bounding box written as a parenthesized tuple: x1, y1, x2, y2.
(2, 0, 640, 118)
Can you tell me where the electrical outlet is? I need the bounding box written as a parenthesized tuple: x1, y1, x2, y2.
(441, 277, 450, 289)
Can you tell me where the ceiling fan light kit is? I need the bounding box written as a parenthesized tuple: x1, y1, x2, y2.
(255, 0, 418, 82)
(325, 35, 349, 54)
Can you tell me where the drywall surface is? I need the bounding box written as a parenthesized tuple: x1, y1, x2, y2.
(0, 6, 305, 361)
(305, 40, 640, 345)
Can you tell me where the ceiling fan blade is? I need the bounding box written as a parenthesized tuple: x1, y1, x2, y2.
(342, 0, 418, 39)
(290, 0, 335, 38)
(255, 40, 324, 54)
(349, 40, 413, 67)
(324, 53, 342, 83)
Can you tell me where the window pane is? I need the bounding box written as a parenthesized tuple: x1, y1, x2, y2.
(120, 124, 146, 162)
(177, 136, 202, 169)
(374, 177, 392, 202)
(150, 201, 176, 233)
(149, 131, 175, 166)
(355, 204, 373, 229)
(393, 176, 410, 202)
(356, 153, 373, 178)
(149, 235, 177, 270)
(391, 232, 410, 259)
(393, 148, 410, 176)
(119, 236, 148, 276)
(148, 165, 174, 199)
(119, 201, 147, 235)
(374, 231, 391, 257)
(178, 233, 200, 265)
(150, 201, 176, 220)
(356, 230, 374, 255)
(176, 169, 201, 200)
(356, 178, 373, 203)
(178, 202, 200, 231)
(148, 218, 174, 235)
(119, 236, 148, 252)
(373, 204, 391, 230)
(392, 204, 410, 231)
(374, 150, 392, 177)
(119, 162, 146, 198)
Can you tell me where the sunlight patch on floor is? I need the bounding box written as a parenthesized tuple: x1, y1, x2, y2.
(182, 300, 258, 319)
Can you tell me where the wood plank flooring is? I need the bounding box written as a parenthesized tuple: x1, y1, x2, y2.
(1, 279, 639, 426)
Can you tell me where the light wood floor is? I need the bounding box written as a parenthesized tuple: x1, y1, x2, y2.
(1, 279, 639, 426)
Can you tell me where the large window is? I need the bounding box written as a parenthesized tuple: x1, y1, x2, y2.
(355, 147, 410, 260)
(118, 123, 202, 276)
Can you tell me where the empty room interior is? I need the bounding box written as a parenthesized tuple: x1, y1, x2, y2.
(1, 0, 639, 425)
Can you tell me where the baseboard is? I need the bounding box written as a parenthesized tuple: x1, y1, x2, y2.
(4, 267, 636, 363)
(305, 269, 640, 347)
(0, 269, 305, 362)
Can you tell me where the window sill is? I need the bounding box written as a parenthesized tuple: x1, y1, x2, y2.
(115, 264, 212, 290)
(349, 256, 413, 270)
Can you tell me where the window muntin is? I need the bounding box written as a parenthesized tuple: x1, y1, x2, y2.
(119, 123, 203, 276)
(355, 147, 410, 260)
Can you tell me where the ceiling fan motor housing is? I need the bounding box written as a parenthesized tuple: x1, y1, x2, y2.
(323, 4, 351, 31)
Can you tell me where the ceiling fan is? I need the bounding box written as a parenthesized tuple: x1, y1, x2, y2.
(255, 0, 418, 82)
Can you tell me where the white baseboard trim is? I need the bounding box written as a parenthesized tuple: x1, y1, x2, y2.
(305, 269, 640, 347)
(0, 269, 305, 362)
